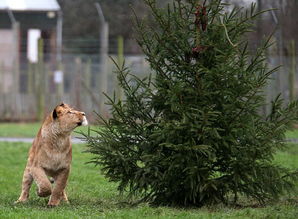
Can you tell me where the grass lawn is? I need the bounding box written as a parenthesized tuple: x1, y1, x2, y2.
(0, 123, 97, 138)
(0, 140, 297, 218)
(285, 129, 298, 139)
(1, 122, 298, 139)
(0, 123, 297, 218)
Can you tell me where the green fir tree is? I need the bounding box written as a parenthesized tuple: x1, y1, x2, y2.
(84, 0, 298, 206)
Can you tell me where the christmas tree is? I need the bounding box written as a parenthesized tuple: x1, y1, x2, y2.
(84, 0, 298, 206)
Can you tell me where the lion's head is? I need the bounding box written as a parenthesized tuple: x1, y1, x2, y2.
(52, 103, 88, 133)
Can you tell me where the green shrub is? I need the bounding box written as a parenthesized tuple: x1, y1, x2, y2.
(84, 0, 298, 206)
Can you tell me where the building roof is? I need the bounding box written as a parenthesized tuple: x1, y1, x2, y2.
(0, 0, 60, 11)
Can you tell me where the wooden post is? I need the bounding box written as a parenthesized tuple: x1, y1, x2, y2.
(99, 23, 109, 114)
(257, 0, 263, 42)
(27, 62, 34, 94)
(54, 62, 64, 102)
(270, 3, 284, 99)
(258, 0, 267, 117)
(289, 40, 296, 101)
(12, 22, 20, 94)
(0, 62, 4, 93)
(74, 57, 82, 108)
(95, 3, 109, 116)
(55, 10, 64, 102)
(11, 22, 20, 117)
(83, 58, 92, 108)
(81, 58, 102, 111)
(116, 35, 124, 101)
(85, 58, 92, 89)
(36, 38, 45, 121)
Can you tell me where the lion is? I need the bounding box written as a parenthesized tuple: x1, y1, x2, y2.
(15, 103, 88, 207)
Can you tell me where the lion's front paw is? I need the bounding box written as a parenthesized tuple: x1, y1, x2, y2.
(14, 199, 27, 204)
(47, 203, 58, 208)
(47, 199, 61, 207)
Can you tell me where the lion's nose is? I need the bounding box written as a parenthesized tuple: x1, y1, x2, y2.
(81, 112, 86, 116)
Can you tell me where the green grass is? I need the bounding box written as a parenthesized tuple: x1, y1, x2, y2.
(0, 123, 97, 138)
(0, 141, 297, 218)
(2, 122, 298, 139)
(1, 122, 298, 140)
(285, 129, 298, 139)
(0, 123, 40, 138)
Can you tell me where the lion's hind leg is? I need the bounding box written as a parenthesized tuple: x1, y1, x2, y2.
(15, 167, 33, 203)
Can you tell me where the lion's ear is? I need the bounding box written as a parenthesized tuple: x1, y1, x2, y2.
(53, 109, 58, 120)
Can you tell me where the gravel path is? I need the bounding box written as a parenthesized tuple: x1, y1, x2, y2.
(286, 138, 298, 143)
(0, 137, 85, 144)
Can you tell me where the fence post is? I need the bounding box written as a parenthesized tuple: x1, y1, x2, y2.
(85, 58, 92, 89)
(95, 3, 109, 116)
(0, 62, 4, 93)
(27, 62, 34, 94)
(116, 35, 124, 101)
(81, 58, 102, 111)
(11, 22, 20, 117)
(12, 22, 20, 95)
(74, 57, 82, 108)
(98, 23, 109, 116)
(84, 58, 92, 106)
(55, 62, 64, 102)
(289, 40, 296, 102)
(36, 38, 45, 121)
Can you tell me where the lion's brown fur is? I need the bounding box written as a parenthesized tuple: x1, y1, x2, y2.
(15, 103, 88, 207)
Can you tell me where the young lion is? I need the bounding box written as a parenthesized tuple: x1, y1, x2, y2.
(15, 103, 88, 207)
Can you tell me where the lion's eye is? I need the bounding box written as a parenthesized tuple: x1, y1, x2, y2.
(67, 111, 72, 114)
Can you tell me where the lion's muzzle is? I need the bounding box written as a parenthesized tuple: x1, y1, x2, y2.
(79, 113, 88, 126)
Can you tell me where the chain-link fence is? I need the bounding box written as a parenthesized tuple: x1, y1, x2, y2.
(0, 53, 150, 122)
(0, 30, 297, 123)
